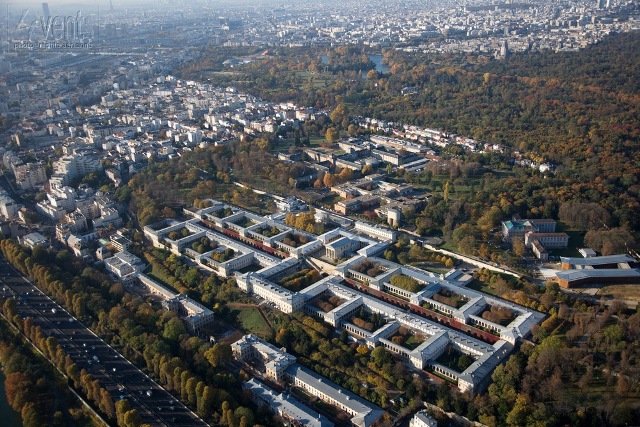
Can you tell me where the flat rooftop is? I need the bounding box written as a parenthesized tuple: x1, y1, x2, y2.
(560, 254, 636, 266)
(556, 268, 640, 282)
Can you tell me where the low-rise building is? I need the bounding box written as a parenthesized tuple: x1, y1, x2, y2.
(232, 335, 383, 427)
(243, 379, 333, 427)
(20, 232, 49, 249)
(275, 197, 308, 212)
(138, 274, 214, 335)
(556, 268, 640, 288)
(104, 251, 146, 285)
(502, 218, 556, 241)
(410, 411, 437, 427)
(560, 254, 637, 270)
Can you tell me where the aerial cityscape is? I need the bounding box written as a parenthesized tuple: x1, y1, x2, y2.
(0, 0, 639, 426)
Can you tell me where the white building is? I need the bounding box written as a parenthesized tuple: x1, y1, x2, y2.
(49, 155, 102, 187)
(243, 379, 333, 427)
(233, 335, 383, 427)
(20, 232, 49, 249)
(137, 274, 214, 335)
(13, 162, 47, 190)
(410, 410, 437, 427)
(0, 191, 19, 219)
(104, 251, 146, 285)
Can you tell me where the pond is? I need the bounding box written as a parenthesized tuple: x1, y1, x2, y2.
(368, 54, 390, 73)
(320, 54, 390, 76)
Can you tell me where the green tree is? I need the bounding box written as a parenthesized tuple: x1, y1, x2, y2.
(204, 343, 232, 368)
(162, 317, 187, 341)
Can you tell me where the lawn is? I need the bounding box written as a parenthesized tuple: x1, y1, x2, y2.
(319, 193, 342, 206)
(229, 306, 272, 338)
(404, 334, 426, 349)
(597, 285, 640, 304)
(148, 264, 178, 291)
(232, 216, 257, 229)
(435, 346, 475, 373)
(550, 228, 585, 258)
(466, 280, 502, 297)
(308, 136, 326, 147)
(410, 262, 450, 275)
(388, 328, 426, 350)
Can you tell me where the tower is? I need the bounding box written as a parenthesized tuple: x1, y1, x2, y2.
(500, 40, 510, 58)
(42, 3, 51, 19)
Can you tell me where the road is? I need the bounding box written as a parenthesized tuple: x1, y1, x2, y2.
(0, 255, 209, 427)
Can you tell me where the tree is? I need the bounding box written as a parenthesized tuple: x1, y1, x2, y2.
(330, 103, 348, 124)
(361, 164, 374, 175)
(233, 406, 255, 427)
(506, 394, 532, 427)
(325, 127, 339, 143)
(162, 317, 187, 341)
(123, 409, 142, 427)
(512, 238, 526, 258)
(255, 138, 269, 151)
(204, 343, 232, 368)
(21, 402, 42, 427)
(371, 346, 391, 367)
(323, 172, 333, 187)
(197, 385, 215, 417)
(366, 69, 379, 81)
(477, 206, 503, 233)
(443, 180, 450, 203)
(99, 388, 116, 420)
(5, 371, 31, 411)
(584, 228, 635, 255)
(186, 377, 198, 406)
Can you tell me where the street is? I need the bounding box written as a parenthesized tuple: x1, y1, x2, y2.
(0, 256, 209, 427)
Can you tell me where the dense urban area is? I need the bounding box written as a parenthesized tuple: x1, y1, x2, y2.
(0, 1, 639, 427)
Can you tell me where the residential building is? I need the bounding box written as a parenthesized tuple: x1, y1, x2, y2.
(13, 162, 47, 190)
(410, 411, 437, 427)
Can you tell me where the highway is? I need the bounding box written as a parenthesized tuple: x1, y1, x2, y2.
(0, 255, 209, 427)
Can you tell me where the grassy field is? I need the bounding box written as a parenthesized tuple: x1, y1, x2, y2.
(410, 262, 450, 275)
(597, 285, 640, 304)
(466, 280, 503, 297)
(308, 136, 326, 147)
(229, 306, 272, 338)
(148, 264, 178, 291)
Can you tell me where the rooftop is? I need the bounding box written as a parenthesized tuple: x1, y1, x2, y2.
(556, 268, 640, 282)
(560, 254, 636, 266)
(243, 379, 333, 427)
(284, 365, 384, 427)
